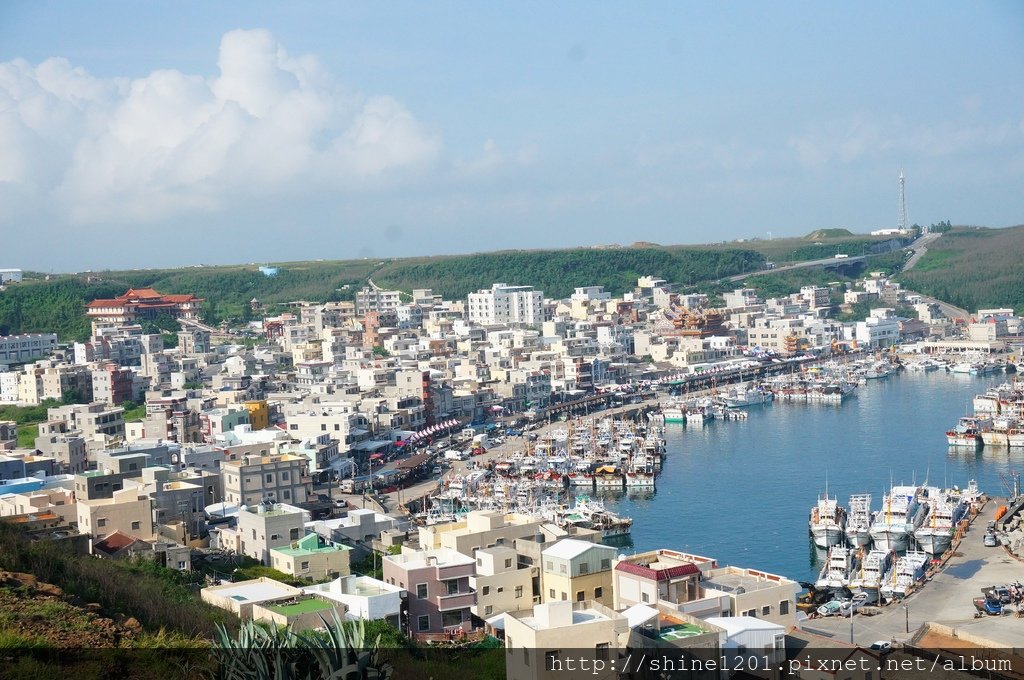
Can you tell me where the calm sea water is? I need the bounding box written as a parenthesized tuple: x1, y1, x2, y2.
(600, 371, 1022, 583)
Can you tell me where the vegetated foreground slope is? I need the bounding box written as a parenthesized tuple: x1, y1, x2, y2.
(899, 225, 1024, 314)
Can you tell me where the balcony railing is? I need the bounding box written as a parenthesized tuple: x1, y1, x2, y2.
(435, 591, 476, 611)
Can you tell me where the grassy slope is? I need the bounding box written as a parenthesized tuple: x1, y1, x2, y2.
(899, 225, 1024, 314)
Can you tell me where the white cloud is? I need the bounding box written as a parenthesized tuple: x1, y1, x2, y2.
(0, 29, 440, 224)
(789, 113, 1021, 168)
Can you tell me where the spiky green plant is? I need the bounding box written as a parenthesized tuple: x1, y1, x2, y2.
(211, 611, 391, 680)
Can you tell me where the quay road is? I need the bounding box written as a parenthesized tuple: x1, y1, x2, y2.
(805, 499, 1024, 649)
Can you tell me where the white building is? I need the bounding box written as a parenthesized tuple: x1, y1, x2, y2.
(0, 334, 58, 365)
(0, 269, 22, 284)
(855, 311, 901, 348)
(303, 575, 405, 626)
(467, 284, 544, 327)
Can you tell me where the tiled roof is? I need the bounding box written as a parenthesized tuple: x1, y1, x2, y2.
(615, 560, 699, 581)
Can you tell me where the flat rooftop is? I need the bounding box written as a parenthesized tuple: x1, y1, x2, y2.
(517, 607, 610, 630)
(206, 580, 297, 603)
(264, 598, 333, 616)
(703, 568, 794, 593)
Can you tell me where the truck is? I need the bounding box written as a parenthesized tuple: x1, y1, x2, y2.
(471, 433, 490, 449)
(444, 449, 468, 461)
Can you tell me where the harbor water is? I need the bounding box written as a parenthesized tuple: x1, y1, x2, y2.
(601, 371, 1021, 583)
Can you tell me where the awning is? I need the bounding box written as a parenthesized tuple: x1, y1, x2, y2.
(353, 439, 392, 451)
(350, 428, 370, 436)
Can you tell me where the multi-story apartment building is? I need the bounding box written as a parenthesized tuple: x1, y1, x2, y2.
(233, 503, 308, 564)
(221, 453, 310, 507)
(355, 286, 402, 316)
(76, 486, 155, 547)
(467, 284, 544, 327)
(541, 538, 616, 607)
(612, 549, 799, 627)
(46, 402, 125, 448)
(269, 532, 351, 581)
(92, 362, 135, 405)
(469, 545, 538, 619)
(0, 333, 58, 364)
(504, 600, 628, 680)
(382, 547, 476, 637)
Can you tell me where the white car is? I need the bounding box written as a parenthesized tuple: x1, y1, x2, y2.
(869, 641, 892, 653)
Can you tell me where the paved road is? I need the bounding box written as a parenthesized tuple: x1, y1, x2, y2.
(902, 232, 942, 272)
(723, 255, 869, 283)
(805, 499, 1023, 648)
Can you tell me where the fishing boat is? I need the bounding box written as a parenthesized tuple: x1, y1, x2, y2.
(721, 385, 774, 408)
(661, 401, 685, 423)
(844, 494, 874, 547)
(946, 416, 989, 448)
(815, 546, 854, 590)
(914, 492, 967, 556)
(809, 493, 846, 548)
(868, 486, 920, 551)
(848, 549, 895, 594)
(882, 551, 929, 598)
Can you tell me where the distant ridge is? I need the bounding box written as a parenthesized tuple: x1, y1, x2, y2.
(805, 228, 855, 240)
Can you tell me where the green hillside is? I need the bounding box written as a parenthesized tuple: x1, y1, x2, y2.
(899, 225, 1024, 314)
(370, 247, 765, 299)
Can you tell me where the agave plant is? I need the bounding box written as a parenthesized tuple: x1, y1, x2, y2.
(211, 613, 391, 680)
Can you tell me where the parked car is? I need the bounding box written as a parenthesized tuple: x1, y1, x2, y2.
(333, 499, 348, 509)
(984, 532, 998, 547)
(869, 641, 892, 654)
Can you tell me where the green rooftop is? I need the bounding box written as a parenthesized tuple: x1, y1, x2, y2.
(265, 598, 333, 616)
(658, 623, 705, 641)
(273, 532, 351, 557)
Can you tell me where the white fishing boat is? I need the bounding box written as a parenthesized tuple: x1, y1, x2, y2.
(815, 546, 854, 590)
(946, 416, 989, 448)
(848, 549, 894, 594)
(881, 551, 929, 598)
(844, 494, 874, 547)
(868, 486, 920, 551)
(809, 493, 846, 548)
(914, 492, 967, 556)
(721, 385, 774, 408)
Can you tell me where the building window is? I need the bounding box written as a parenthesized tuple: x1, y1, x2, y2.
(96, 518, 107, 528)
(745, 609, 757, 617)
(762, 605, 771, 616)
(600, 558, 611, 570)
(504, 558, 512, 568)
(441, 611, 462, 628)
(290, 528, 299, 540)
(515, 585, 523, 598)
(561, 592, 567, 601)
(549, 588, 555, 599)
(579, 562, 589, 575)
(545, 561, 553, 571)
(780, 600, 790, 615)
(416, 583, 427, 599)
(417, 615, 430, 632)
(301, 561, 309, 570)
(594, 587, 603, 599)
(484, 605, 493, 615)
(282, 471, 289, 480)
(576, 591, 585, 602)
(446, 580, 460, 595)
(482, 586, 490, 596)
(544, 651, 560, 670)
(559, 564, 566, 574)
(641, 592, 650, 603)
(131, 521, 141, 531)
(596, 643, 610, 662)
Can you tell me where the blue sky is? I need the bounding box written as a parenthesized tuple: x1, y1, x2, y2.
(1, 2, 1022, 271)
